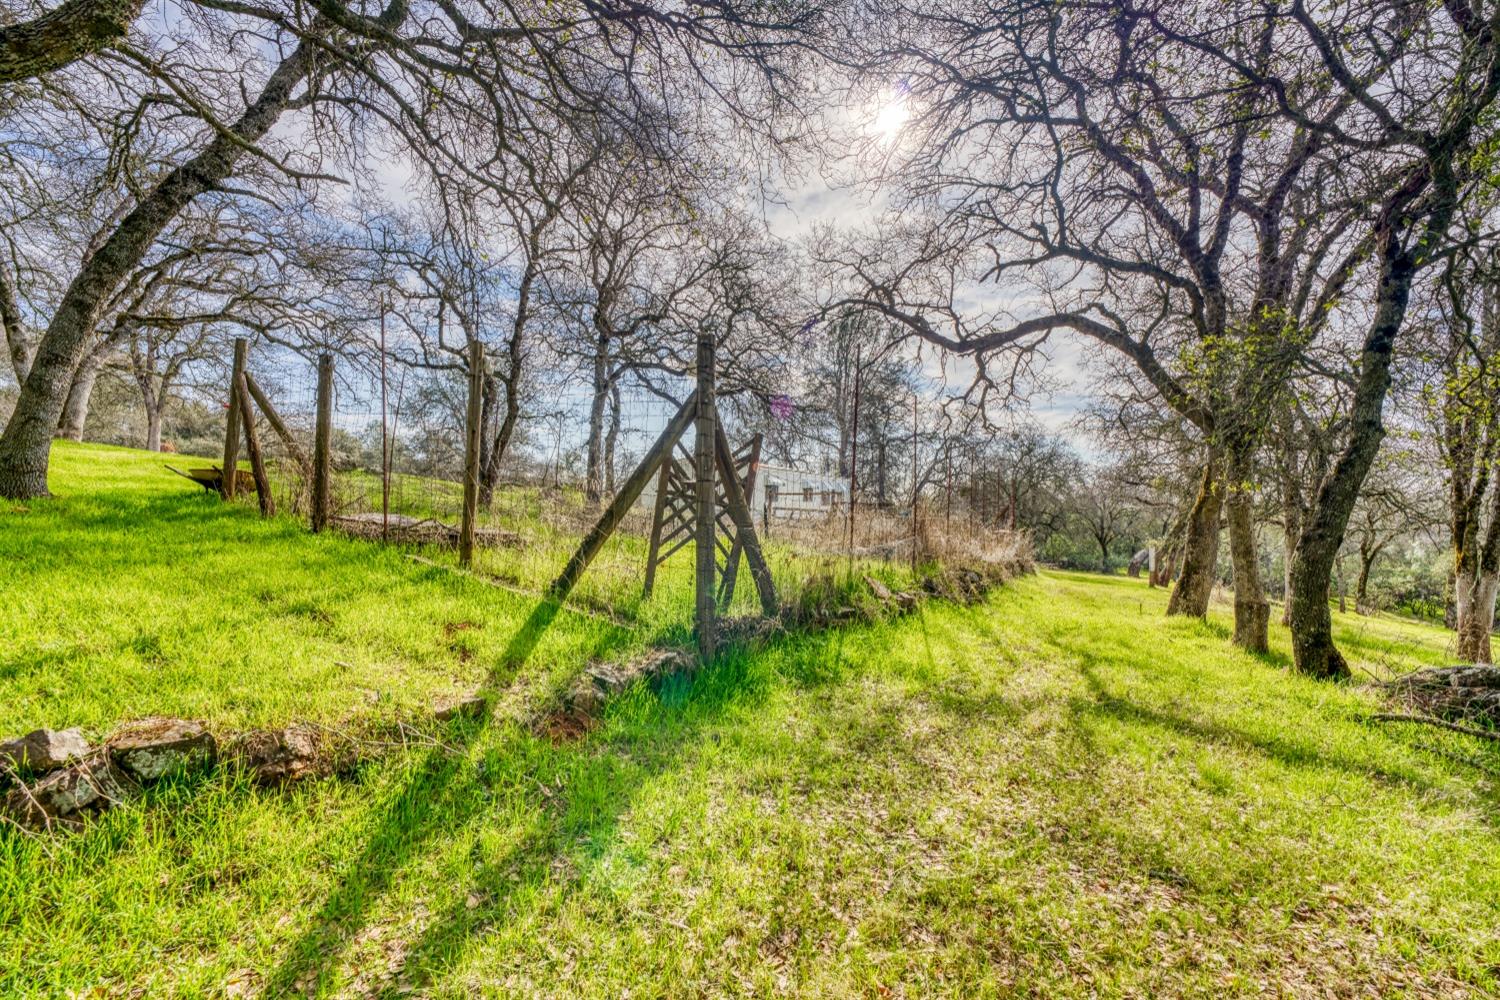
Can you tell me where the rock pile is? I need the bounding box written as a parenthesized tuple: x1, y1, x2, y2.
(539, 559, 1028, 740)
(1383, 665, 1500, 726)
(1, 721, 216, 830)
(1, 691, 489, 833)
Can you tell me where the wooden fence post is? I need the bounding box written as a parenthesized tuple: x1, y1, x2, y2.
(235, 377, 274, 517)
(312, 353, 333, 533)
(460, 339, 484, 568)
(695, 331, 717, 661)
(222, 337, 247, 499)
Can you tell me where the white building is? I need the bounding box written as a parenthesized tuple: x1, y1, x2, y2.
(751, 463, 849, 519)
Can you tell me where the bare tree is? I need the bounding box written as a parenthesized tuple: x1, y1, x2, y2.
(0, 0, 821, 498)
(824, 0, 1500, 675)
(1427, 248, 1500, 661)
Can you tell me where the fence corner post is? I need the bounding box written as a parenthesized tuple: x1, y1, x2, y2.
(694, 330, 717, 662)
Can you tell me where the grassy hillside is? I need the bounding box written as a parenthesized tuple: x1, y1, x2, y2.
(2, 442, 1497, 997)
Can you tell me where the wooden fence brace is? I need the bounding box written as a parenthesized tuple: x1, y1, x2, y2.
(694, 332, 717, 661)
(641, 455, 675, 599)
(714, 434, 759, 609)
(234, 376, 274, 517)
(312, 353, 333, 533)
(222, 337, 247, 499)
(548, 390, 699, 604)
(460, 339, 484, 568)
(712, 418, 777, 617)
(243, 373, 311, 476)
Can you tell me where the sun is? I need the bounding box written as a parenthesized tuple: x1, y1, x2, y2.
(870, 89, 910, 146)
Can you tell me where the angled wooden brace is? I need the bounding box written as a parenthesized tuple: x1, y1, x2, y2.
(712, 411, 778, 617)
(549, 390, 698, 604)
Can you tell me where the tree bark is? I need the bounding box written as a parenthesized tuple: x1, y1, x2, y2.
(0, 265, 29, 385)
(54, 348, 104, 442)
(1280, 519, 1298, 626)
(145, 401, 163, 452)
(477, 370, 499, 509)
(585, 332, 609, 504)
(0, 0, 144, 85)
(1225, 446, 1269, 652)
(1455, 571, 1497, 664)
(604, 380, 621, 498)
(1287, 257, 1413, 679)
(1355, 542, 1380, 615)
(1167, 456, 1223, 617)
(0, 36, 325, 498)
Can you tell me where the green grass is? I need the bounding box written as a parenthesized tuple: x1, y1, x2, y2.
(0, 442, 900, 735)
(2, 442, 1498, 997)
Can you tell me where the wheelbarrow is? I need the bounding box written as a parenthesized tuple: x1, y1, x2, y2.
(165, 465, 257, 495)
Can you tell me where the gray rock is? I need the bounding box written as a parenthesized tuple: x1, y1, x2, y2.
(433, 693, 488, 723)
(108, 717, 217, 783)
(4, 751, 132, 828)
(584, 662, 636, 695)
(864, 575, 894, 602)
(0, 728, 90, 776)
(228, 724, 327, 785)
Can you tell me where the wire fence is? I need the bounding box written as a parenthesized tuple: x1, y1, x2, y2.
(214, 336, 1030, 627)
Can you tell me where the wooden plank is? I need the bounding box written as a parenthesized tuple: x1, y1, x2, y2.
(713, 412, 778, 617)
(243, 372, 310, 476)
(312, 353, 333, 533)
(548, 390, 698, 604)
(641, 446, 675, 599)
(460, 339, 484, 568)
(221, 337, 247, 500)
(694, 334, 717, 661)
(717, 433, 762, 609)
(235, 375, 274, 517)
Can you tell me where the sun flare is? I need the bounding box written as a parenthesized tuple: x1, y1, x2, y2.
(871, 93, 909, 146)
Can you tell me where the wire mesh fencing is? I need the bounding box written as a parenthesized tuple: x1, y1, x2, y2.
(213, 335, 1030, 634)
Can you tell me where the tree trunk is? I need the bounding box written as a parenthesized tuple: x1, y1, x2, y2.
(55, 349, 104, 442)
(1287, 231, 1419, 679)
(145, 401, 163, 452)
(604, 380, 621, 498)
(1455, 570, 1498, 664)
(0, 36, 326, 499)
(585, 335, 609, 504)
(480, 275, 531, 509)
(1225, 447, 1269, 653)
(477, 370, 499, 509)
(1355, 546, 1376, 615)
(1, 265, 29, 385)
(1167, 456, 1223, 617)
(1281, 520, 1298, 627)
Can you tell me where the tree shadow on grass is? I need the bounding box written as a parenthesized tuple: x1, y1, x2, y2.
(254, 598, 777, 996)
(1066, 658, 1449, 798)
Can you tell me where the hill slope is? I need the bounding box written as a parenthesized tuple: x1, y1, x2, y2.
(1, 442, 1496, 997)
